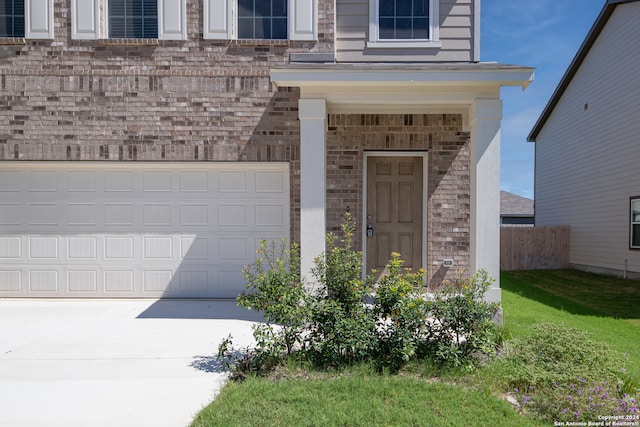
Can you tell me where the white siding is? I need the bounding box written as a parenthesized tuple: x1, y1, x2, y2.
(336, 0, 475, 62)
(535, 3, 640, 275)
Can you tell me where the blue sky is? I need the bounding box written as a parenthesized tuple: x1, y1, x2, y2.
(481, 0, 605, 199)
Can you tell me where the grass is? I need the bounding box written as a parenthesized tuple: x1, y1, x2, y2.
(501, 270, 640, 377)
(191, 269, 640, 427)
(191, 375, 545, 427)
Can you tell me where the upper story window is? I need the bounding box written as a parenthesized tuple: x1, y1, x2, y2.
(368, 0, 440, 49)
(71, 0, 184, 40)
(204, 0, 315, 41)
(0, 0, 53, 40)
(108, 0, 158, 39)
(631, 197, 640, 249)
(0, 0, 25, 37)
(379, 0, 428, 40)
(238, 0, 287, 40)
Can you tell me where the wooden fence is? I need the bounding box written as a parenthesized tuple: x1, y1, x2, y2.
(500, 226, 570, 271)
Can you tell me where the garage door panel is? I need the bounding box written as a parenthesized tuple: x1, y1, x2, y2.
(0, 237, 21, 258)
(0, 162, 289, 298)
(0, 170, 21, 191)
(104, 171, 134, 192)
(0, 271, 21, 292)
(104, 270, 135, 293)
(0, 203, 21, 225)
(29, 203, 59, 225)
(104, 204, 134, 226)
(29, 170, 58, 192)
(67, 171, 97, 192)
(181, 237, 209, 260)
(180, 170, 209, 192)
(68, 203, 98, 226)
(68, 270, 98, 293)
(144, 270, 173, 293)
(30, 270, 60, 292)
(218, 269, 247, 294)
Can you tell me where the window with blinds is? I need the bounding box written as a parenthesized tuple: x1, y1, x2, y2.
(108, 0, 158, 38)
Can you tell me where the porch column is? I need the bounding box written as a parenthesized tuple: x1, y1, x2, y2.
(298, 98, 327, 283)
(469, 99, 502, 304)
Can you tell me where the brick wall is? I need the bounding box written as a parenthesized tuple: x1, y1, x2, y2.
(327, 113, 471, 287)
(0, 2, 471, 285)
(0, 0, 335, 243)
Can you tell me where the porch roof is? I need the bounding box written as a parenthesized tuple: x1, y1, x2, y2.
(270, 62, 534, 114)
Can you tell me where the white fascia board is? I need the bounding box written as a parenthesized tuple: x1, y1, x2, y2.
(271, 67, 535, 90)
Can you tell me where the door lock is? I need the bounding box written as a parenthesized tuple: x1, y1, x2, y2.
(366, 223, 374, 237)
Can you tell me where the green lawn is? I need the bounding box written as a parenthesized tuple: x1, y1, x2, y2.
(502, 270, 640, 377)
(191, 269, 640, 427)
(191, 375, 545, 427)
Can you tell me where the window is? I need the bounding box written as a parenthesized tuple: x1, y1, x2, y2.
(238, 0, 287, 40)
(631, 197, 640, 249)
(0, 0, 53, 39)
(0, 0, 25, 37)
(71, 0, 184, 40)
(203, 0, 315, 41)
(379, 0, 428, 40)
(368, 0, 440, 48)
(108, 0, 158, 38)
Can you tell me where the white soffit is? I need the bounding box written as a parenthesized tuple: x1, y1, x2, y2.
(270, 65, 535, 112)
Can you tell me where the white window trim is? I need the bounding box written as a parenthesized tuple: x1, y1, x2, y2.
(631, 197, 640, 250)
(71, 0, 186, 40)
(367, 0, 440, 49)
(204, 0, 317, 41)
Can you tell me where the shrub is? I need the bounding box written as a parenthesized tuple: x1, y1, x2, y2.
(497, 323, 627, 390)
(494, 322, 639, 422)
(219, 214, 502, 377)
(306, 213, 378, 367)
(426, 270, 500, 368)
(374, 252, 429, 371)
(225, 239, 309, 375)
(513, 379, 639, 422)
(311, 213, 371, 314)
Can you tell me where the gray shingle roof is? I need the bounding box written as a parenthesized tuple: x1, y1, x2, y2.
(500, 191, 534, 216)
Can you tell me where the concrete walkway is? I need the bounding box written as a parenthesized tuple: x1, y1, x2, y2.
(0, 299, 263, 427)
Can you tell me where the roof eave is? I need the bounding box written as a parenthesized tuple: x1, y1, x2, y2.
(270, 65, 535, 91)
(528, 0, 639, 142)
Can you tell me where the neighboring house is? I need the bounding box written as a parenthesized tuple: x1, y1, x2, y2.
(529, 0, 640, 279)
(0, 0, 533, 302)
(500, 191, 534, 226)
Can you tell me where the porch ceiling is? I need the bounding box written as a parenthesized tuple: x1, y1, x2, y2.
(270, 63, 535, 114)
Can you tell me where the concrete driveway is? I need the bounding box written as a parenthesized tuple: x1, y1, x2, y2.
(0, 299, 263, 427)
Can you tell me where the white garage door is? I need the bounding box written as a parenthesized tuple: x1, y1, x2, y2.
(0, 162, 289, 298)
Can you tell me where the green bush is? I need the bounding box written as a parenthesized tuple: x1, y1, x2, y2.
(306, 213, 378, 367)
(496, 323, 627, 390)
(427, 270, 499, 368)
(218, 239, 309, 376)
(489, 322, 640, 422)
(219, 214, 501, 377)
(374, 252, 429, 371)
(311, 213, 371, 314)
